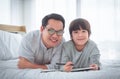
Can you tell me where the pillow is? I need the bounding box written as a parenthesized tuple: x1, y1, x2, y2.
(0, 30, 22, 60)
(0, 41, 13, 60)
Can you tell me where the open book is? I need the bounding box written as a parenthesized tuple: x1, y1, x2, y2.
(41, 67, 93, 73)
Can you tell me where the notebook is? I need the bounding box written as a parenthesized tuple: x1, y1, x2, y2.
(71, 67, 93, 72)
(41, 67, 93, 73)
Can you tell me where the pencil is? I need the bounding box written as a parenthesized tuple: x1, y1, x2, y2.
(56, 63, 74, 66)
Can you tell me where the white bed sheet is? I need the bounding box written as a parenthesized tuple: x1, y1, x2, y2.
(0, 59, 120, 79)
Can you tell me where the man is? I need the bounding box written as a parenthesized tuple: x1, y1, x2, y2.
(18, 13, 65, 69)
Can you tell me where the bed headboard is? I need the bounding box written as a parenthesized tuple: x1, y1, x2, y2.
(0, 24, 26, 34)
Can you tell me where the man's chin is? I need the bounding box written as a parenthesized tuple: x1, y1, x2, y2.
(51, 42, 59, 47)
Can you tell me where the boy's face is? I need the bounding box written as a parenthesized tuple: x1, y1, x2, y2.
(41, 19, 64, 48)
(71, 28, 89, 46)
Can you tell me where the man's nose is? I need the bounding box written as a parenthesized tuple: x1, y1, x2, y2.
(52, 32, 58, 37)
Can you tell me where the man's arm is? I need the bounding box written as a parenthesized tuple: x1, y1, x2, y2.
(18, 57, 48, 69)
(18, 31, 48, 69)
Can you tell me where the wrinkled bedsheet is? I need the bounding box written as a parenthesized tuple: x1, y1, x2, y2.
(0, 59, 120, 79)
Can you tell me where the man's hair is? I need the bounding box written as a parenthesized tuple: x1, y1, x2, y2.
(69, 18, 91, 37)
(42, 13, 65, 29)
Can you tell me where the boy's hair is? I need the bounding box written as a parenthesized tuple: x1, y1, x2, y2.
(69, 18, 91, 37)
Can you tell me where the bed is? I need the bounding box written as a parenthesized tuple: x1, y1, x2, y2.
(0, 24, 26, 34)
(0, 24, 120, 79)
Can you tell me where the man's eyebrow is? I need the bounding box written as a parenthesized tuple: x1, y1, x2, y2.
(48, 28, 63, 31)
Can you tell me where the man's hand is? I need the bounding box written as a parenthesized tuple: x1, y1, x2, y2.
(18, 56, 33, 69)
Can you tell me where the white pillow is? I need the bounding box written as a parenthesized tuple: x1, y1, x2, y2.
(0, 30, 22, 60)
(0, 41, 12, 60)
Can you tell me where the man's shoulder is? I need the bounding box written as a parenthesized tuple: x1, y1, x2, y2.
(26, 30, 39, 36)
(22, 30, 40, 43)
(24, 30, 40, 39)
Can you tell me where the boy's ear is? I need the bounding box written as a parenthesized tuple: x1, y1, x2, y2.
(40, 26, 44, 32)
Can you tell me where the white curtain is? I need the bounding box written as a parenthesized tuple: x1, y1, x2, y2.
(35, 0, 77, 40)
(79, 0, 120, 60)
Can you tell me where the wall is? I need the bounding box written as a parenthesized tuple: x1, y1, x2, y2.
(0, 0, 10, 24)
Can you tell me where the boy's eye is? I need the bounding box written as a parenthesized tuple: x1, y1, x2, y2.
(82, 30, 86, 32)
(82, 30, 87, 33)
(73, 31, 78, 33)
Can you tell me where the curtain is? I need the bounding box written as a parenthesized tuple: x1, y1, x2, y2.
(79, 0, 120, 60)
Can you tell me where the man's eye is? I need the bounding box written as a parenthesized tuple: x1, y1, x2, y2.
(48, 29, 54, 31)
(48, 29, 55, 34)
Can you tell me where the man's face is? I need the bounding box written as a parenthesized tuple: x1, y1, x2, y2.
(41, 19, 64, 48)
